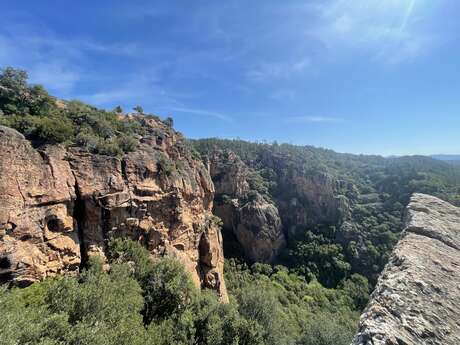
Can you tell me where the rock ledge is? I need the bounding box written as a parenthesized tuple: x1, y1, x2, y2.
(351, 193, 460, 345)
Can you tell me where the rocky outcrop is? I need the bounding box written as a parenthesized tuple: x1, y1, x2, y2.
(209, 151, 285, 263)
(0, 120, 227, 301)
(351, 193, 460, 345)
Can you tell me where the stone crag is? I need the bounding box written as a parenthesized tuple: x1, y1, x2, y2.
(208, 150, 285, 263)
(0, 119, 227, 301)
(351, 193, 460, 345)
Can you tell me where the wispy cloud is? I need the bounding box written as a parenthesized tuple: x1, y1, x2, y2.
(167, 107, 233, 122)
(247, 58, 311, 82)
(0, 18, 142, 95)
(0, 33, 81, 94)
(28, 62, 81, 93)
(308, 0, 433, 64)
(285, 116, 343, 124)
(78, 69, 185, 111)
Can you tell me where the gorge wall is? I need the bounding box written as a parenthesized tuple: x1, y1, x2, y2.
(208, 150, 286, 263)
(351, 193, 460, 345)
(200, 145, 355, 267)
(0, 119, 227, 301)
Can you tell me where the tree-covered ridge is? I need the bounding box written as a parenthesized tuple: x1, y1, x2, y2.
(0, 67, 174, 156)
(0, 239, 363, 345)
(192, 138, 460, 286)
(192, 138, 460, 203)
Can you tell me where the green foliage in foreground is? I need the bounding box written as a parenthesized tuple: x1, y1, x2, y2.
(0, 240, 362, 345)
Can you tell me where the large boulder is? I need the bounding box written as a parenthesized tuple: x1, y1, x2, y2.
(351, 193, 460, 345)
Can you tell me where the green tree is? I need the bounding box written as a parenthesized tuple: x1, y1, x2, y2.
(142, 258, 197, 323)
(133, 105, 144, 114)
(163, 116, 174, 127)
(297, 314, 355, 345)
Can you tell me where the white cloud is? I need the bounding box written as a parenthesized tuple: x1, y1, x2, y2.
(78, 71, 183, 111)
(28, 62, 81, 93)
(167, 107, 233, 122)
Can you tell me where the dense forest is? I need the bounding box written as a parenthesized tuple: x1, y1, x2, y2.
(193, 138, 460, 287)
(2, 67, 460, 345)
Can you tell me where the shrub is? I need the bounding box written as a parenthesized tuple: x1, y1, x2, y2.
(108, 239, 198, 324)
(133, 105, 144, 114)
(142, 258, 198, 323)
(35, 116, 75, 143)
(116, 134, 138, 153)
(108, 238, 153, 282)
(0, 67, 143, 155)
(157, 156, 175, 176)
(0, 258, 147, 345)
(163, 117, 174, 127)
(297, 313, 356, 345)
(100, 141, 123, 156)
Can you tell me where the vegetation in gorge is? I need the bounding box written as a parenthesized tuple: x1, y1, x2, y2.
(0, 240, 363, 345)
(193, 138, 460, 286)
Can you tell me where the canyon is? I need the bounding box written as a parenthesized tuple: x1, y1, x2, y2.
(1, 113, 460, 344)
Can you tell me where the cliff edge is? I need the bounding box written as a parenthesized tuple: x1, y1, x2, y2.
(351, 193, 460, 345)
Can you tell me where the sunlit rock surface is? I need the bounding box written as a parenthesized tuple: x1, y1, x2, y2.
(351, 193, 460, 345)
(0, 119, 227, 301)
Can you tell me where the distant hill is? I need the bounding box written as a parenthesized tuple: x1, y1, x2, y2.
(431, 155, 460, 165)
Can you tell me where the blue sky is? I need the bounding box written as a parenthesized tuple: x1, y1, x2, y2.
(1, 0, 459, 155)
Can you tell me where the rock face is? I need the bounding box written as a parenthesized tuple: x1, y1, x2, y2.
(276, 170, 350, 237)
(209, 151, 285, 263)
(0, 127, 79, 287)
(351, 193, 460, 345)
(0, 120, 227, 301)
(206, 148, 352, 263)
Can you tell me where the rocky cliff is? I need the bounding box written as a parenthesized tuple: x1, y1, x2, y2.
(0, 119, 227, 301)
(200, 145, 352, 264)
(351, 193, 460, 345)
(208, 150, 285, 263)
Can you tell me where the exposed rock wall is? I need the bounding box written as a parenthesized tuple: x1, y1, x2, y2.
(351, 193, 460, 345)
(0, 120, 227, 301)
(206, 148, 352, 263)
(0, 126, 79, 286)
(255, 151, 351, 235)
(209, 150, 285, 263)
